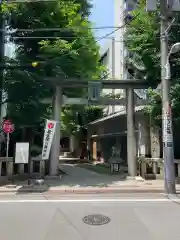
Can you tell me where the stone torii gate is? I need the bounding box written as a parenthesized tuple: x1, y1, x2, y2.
(44, 77, 153, 177)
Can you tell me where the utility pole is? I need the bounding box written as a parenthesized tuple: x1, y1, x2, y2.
(160, 0, 176, 194)
(0, 2, 5, 156)
(0, 2, 5, 122)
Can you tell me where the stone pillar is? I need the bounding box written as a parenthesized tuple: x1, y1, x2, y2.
(137, 120, 150, 178)
(137, 120, 150, 156)
(126, 88, 137, 177)
(150, 125, 161, 176)
(7, 161, 13, 177)
(150, 126, 160, 158)
(40, 161, 45, 177)
(18, 164, 24, 174)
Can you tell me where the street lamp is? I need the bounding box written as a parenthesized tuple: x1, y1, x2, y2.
(163, 42, 180, 195)
(165, 43, 180, 80)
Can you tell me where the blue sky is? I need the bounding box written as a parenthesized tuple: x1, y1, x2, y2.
(89, 0, 114, 46)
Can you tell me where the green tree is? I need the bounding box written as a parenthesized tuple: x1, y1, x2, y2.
(126, 1, 180, 126)
(4, 0, 104, 131)
(61, 105, 103, 136)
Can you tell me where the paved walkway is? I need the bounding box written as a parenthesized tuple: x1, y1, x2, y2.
(59, 164, 127, 187)
(0, 164, 180, 194)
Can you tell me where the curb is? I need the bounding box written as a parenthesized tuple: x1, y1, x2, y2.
(46, 189, 166, 194)
(0, 187, 172, 194)
(166, 194, 180, 203)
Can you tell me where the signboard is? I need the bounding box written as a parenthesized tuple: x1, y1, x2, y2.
(41, 119, 56, 160)
(2, 120, 14, 133)
(15, 142, 29, 164)
(163, 103, 173, 147)
(88, 81, 101, 102)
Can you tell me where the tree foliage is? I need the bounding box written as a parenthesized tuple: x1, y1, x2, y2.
(4, 0, 104, 130)
(126, 1, 180, 126)
(61, 105, 103, 136)
(126, 0, 160, 84)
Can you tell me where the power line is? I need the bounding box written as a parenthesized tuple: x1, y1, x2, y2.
(7, 13, 140, 42)
(5, 12, 141, 65)
(6, 25, 124, 41)
(7, 34, 161, 41)
(4, 19, 179, 33)
(4, 26, 128, 32)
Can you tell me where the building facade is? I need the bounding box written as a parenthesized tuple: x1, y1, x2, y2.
(88, 0, 161, 176)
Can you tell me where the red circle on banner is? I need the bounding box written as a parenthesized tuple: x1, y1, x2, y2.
(48, 123, 54, 129)
(2, 120, 14, 133)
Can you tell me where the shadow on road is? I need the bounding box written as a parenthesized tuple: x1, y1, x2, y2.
(15, 163, 128, 194)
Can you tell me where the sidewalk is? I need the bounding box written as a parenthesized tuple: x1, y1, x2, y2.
(1, 180, 180, 194)
(0, 163, 179, 194)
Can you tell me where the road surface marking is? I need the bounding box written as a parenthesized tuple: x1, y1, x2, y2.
(0, 198, 177, 203)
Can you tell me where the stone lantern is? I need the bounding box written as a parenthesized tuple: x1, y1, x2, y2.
(108, 146, 123, 173)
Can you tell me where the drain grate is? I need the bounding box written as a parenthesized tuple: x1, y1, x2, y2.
(83, 214, 110, 226)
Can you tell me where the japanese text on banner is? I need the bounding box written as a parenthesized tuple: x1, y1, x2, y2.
(42, 120, 56, 160)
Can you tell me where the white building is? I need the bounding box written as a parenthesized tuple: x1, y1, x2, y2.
(99, 0, 146, 115)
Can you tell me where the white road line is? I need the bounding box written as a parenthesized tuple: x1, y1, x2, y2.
(0, 198, 177, 203)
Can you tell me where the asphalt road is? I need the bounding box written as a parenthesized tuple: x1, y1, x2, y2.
(0, 193, 180, 240)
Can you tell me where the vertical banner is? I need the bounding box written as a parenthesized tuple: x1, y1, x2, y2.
(42, 119, 56, 160)
(163, 102, 173, 147)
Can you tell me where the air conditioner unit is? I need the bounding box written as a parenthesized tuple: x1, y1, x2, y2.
(125, 0, 138, 11)
(146, 0, 157, 11)
(172, 0, 180, 11)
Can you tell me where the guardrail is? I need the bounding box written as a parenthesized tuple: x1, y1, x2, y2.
(0, 157, 46, 181)
(137, 157, 180, 181)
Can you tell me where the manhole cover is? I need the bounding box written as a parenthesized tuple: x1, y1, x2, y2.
(83, 214, 110, 226)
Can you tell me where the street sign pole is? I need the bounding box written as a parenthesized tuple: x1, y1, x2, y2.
(160, 0, 176, 194)
(6, 132, 9, 158)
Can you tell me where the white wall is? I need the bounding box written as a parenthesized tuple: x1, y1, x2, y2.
(114, 0, 125, 80)
(114, 0, 126, 112)
(100, 38, 115, 115)
(99, 0, 127, 115)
